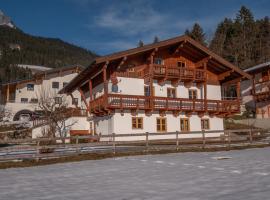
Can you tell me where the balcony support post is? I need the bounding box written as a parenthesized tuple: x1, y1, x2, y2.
(79, 88, 89, 111)
(89, 79, 93, 113)
(203, 63, 207, 112)
(6, 84, 9, 102)
(103, 62, 109, 108)
(149, 48, 158, 110)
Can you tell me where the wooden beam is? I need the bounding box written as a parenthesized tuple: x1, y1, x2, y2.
(173, 42, 185, 55)
(88, 79, 93, 112)
(195, 56, 211, 68)
(117, 56, 127, 69)
(149, 48, 158, 111)
(218, 70, 234, 81)
(203, 64, 207, 112)
(79, 88, 89, 110)
(89, 80, 93, 101)
(6, 85, 9, 102)
(221, 77, 241, 86)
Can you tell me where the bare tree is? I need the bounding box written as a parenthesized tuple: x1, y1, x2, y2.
(0, 105, 11, 123)
(36, 86, 77, 143)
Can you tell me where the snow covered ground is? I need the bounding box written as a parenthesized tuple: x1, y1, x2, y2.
(1, 148, 270, 200)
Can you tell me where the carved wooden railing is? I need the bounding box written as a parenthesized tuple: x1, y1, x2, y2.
(90, 94, 240, 114)
(253, 91, 270, 102)
(112, 65, 206, 82)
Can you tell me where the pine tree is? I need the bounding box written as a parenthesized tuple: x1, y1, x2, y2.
(185, 23, 207, 46)
(153, 36, 159, 43)
(138, 40, 144, 47)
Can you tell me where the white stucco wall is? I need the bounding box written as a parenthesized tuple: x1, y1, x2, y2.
(106, 77, 220, 100)
(93, 110, 224, 141)
(4, 72, 82, 120)
(32, 117, 90, 139)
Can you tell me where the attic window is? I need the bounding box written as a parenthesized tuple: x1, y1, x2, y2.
(177, 61, 186, 68)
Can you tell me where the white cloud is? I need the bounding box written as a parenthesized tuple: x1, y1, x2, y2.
(81, 0, 228, 53)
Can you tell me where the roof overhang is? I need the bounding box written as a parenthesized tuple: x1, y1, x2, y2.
(60, 35, 251, 94)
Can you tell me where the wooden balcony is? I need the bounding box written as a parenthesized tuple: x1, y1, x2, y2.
(111, 65, 206, 83)
(90, 94, 240, 116)
(150, 65, 206, 82)
(253, 91, 270, 102)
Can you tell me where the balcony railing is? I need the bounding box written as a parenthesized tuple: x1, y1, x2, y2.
(253, 91, 270, 102)
(90, 94, 240, 114)
(147, 65, 206, 81)
(112, 65, 206, 82)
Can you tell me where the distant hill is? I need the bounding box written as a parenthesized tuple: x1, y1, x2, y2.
(0, 10, 97, 83)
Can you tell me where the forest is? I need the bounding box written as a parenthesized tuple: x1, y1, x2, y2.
(0, 26, 97, 83)
(185, 6, 270, 69)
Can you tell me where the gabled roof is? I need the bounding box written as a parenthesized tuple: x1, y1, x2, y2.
(61, 35, 251, 94)
(244, 61, 270, 74)
(0, 65, 84, 87)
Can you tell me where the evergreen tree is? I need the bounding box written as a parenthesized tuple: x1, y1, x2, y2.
(153, 36, 159, 43)
(138, 40, 144, 47)
(185, 23, 207, 46)
(210, 6, 269, 69)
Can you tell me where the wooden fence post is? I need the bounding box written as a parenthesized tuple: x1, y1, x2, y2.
(146, 132, 149, 152)
(36, 140, 40, 157)
(202, 129, 206, 149)
(227, 130, 231, 150)
(112, 133, 116, 154)
(176, 131, 179, 151)
(76, 135, 80, 153)
(249, 129, 253, 144)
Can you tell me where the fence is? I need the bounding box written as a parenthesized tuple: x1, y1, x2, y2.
(0, 128, 268, 161)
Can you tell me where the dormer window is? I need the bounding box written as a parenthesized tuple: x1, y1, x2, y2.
(177, 61, 186, 68)
(154, 58, 163, 65)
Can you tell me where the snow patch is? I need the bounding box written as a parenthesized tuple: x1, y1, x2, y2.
(254, 172, 269, 176)
(212, 156, 232, 160)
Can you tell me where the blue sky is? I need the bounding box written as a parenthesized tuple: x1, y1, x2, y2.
(0, 0, 269, 55)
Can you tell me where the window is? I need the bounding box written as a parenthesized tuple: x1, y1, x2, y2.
(177, 61, 186, 68)
(188, 89, 197, 99)
(55, 97, 62, 104)
(63, 82, 68, 88)
(72, 98, 78, 105)
(156, 118, 167, 132)
(52, 82, 59, 89)
(180, 118, 190, 131)
(167, 88, 176, 98)
(201, 119, 210, 130)
(144, 86, 151, 96)
(27, 84, 34, 91)
(30, 98, 38, 103)
(154, 58, 163, 65)
(21, 98, 28, 103)
(112, 84, 118, 93)
(132, 117, 143, 129)
(128, 68, 135, 72)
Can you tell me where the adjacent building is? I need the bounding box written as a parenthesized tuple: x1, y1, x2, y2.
(0, 65, 84, 121)
(242, 62, 270, 118)
(61, 35, 251, 140)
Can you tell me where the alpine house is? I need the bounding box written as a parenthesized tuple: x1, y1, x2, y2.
(60, 35, 251, 141)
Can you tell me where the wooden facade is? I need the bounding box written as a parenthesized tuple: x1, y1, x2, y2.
(60, 35, 250, 118)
